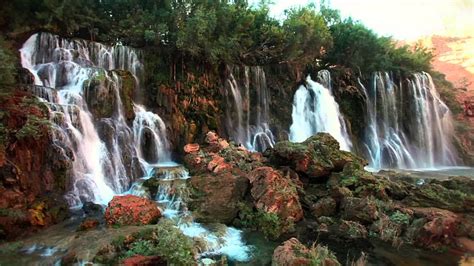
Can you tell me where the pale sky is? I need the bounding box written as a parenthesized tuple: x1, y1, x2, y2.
(250, 0, 474, 40)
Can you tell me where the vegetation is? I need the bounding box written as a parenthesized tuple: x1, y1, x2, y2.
(95, 220, 195, 265)
(236, 202, 289, 240)
(0, 37, 16, 89)
(1, 1, 434, 74)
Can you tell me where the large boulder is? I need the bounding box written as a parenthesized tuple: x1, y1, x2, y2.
(272, 238, 340, 266)
(249, 167, 303, 224)
(268, 133, 365, 180)
(189, 171, 249, 223)
(105, 195, 161, 226)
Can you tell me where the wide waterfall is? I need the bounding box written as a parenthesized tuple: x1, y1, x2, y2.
(19, 32, 153, 205)
(289, 70, 352, 151)
(224, 66, 275, 152)
(361, 72, 459, 170)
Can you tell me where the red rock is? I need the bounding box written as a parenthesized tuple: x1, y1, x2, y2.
(249, 167, 303, 223)
(272, 238, 310, 266)
(105, 195, 161, 226)
(122, 255, 166, 266)
(205, 131, 219, 144)
(414, 207, 459, 248)
(184, 143, 200, 154)
(218, 138, 229, 149)
(207, 154, 232, 173)
(79, 218, 99, 231)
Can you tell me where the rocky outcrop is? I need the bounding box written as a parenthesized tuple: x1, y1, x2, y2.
(272, 238, 341, 266)
(268, 133, 365, 180)
(0, 91, 71, 240)
(249, 167, 303, 224)
(105, 195, 161, 226)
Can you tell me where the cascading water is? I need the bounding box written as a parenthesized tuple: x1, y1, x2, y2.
(224, 66, 275, 152)
(21, 32, 252, 262)
(361, 72, 459, 170)
(20, 32, 144, 205)
(289, 71, 352, 151)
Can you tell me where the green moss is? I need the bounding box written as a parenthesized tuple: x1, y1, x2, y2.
(15, 115, 51, 140)
(390, 210, 410, 225)
(0, 208, 27, 219)
(0, 241, 24, 254)
(97, 220, 195, 265)
(235, 203, 290, 240)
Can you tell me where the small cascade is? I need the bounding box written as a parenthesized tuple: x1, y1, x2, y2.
(132, 105, 171, 166)
(128, 162, 253, 262)
(20, 32, 144, 205)
(289, 71, 352, 151)
(361, 72, 459, 170)
(224, 66, 275, 152)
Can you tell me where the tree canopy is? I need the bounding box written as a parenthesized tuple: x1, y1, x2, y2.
(0, 0, 434, 74)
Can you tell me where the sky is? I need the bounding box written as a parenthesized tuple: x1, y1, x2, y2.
(250, 0, 474, 40)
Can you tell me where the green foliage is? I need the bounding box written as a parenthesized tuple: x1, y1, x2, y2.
(103, 220, 195, 265)
(322, 14, 433, 75)
(389, 210, 410, 225)
(0, 37, 16, 89)
(15, 115, 51, 140)
(236, 202, 289, 240)
(307, 244, 340, 266)
(0, 208, 27, 219)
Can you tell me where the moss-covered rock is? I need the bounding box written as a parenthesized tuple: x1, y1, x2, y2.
(94, 220, 195, 265)
(272, 238, 341, 266)
(268, 133, 365, 180)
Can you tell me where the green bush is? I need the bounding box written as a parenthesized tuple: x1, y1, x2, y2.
(100, 220, 195, 265)
(236, 203, 289, 240)
(0, 37, 16, 89)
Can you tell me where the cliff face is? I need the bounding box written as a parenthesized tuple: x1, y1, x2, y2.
(145, 62, 300, 157)
(0, 89, 70, 240)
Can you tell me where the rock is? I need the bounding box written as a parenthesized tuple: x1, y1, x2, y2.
(272, 238, 341, 266)
(105, 195, 161, 226)
(189, 171, 249, 223)
(268, 133, 365, 180)
(79, 218, 99, 231)
(412, 207, 460, 249)
(205, 131, 219, 144)
(338, 220, 368, 239)
(207, 154, 232, 173)
(218, 139, 229, 149)
(184, 143, 200, 153)
(249, 167, 303, 224)
(121, 255, 166, 266)
(311, 197, 337, 217)
(82, 201, 104, 219)
(402, 178, 474, 213)
(341, 197, 379, 224)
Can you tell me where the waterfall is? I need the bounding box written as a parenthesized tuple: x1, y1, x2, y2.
(361, 72, 459, 170)
(289, 71, 352, 151)
(224, 66, 275, 152)
(20, 32, 146, 205)
(132, 105, 171, 166)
